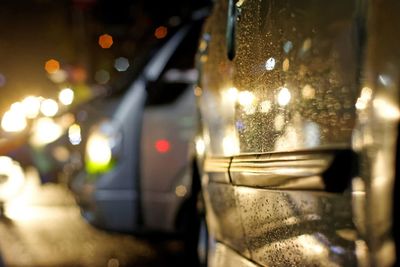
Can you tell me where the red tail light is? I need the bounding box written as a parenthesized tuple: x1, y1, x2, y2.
(155, 139, 170, 153)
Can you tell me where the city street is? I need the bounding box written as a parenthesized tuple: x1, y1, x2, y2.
(0, 169, 186, 267)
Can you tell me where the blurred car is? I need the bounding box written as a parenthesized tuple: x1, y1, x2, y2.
(71, 19, 204, 242)
(195, 0, 400, 266)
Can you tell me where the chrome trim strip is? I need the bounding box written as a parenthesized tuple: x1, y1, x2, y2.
(230, 151, 333, 189)
(204, 157, 232, 173)
(204, 150, 354, 190)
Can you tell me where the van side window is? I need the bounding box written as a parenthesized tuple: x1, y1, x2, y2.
(145, 23, 201, 106)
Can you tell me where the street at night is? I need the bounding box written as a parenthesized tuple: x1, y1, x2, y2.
(0, 169, 186, 267)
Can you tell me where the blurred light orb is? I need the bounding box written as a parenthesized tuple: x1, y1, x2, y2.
(1, 110, 27, 132)
(68, 123, 82, 145)
(154, 26, 168, 39)
(86, 133, 112, 165)
(99, 34, 113, 49)
(21, 96, 41, 119)
(277, 87, 291, 106)
(175, 185, 187, 197)
(114, 57, 130, 72)
(59, 88, 74, 105)
(95, 70, 110, 84)
(238, 91, 255, 107)
(0, 156, 25, 201)
(265, 57, 276, 71)
(49, 69, 68, 83)
(40, 99, 59, 117)
(30, 117, 63, 146)
(44, 59, 60, 74)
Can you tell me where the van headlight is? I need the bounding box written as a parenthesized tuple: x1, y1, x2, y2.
(85, 121, 121, 174)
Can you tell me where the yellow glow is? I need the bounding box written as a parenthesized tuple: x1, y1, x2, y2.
(21, 96, 41, 118)
(40, 99, 59, 117)
(0, 156, 25, 201)
(222, 131, 240, 156)
(298, 235, 325, 255)
(223, 87, 239, 102)
(175, 185, 187, 197)
(86, 132, 112, 165)
(356, 87, 373, 110)
(260, 100, 271, 113)
(1, 109, 27, 132)
(282, 58, 290, 72)
(302, 84, 315, 99)
(30, 117, 63, 146)
(277, 87, 291, 106)
(238, 90, 255, 107)
(58, 88, 74, 105)
(373, 97, 400, 120)
(195, 138, 205, 156)
(10, 102, 23, 112)
(68, 123, 82, 145)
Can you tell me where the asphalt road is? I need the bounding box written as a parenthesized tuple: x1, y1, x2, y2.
(0, 169, 186, 267)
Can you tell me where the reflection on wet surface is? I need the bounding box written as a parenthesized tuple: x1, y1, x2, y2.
(0, 169, 186, 267)
(198, 0, 358, 156)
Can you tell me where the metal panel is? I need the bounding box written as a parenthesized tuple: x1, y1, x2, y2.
(235, 186, 356, 266)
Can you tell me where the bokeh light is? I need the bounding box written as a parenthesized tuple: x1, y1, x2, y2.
(277, 87, 291, 106)
(30, 117, 63, 146)
(154, 26, 168, 39)
(68, 123, 82, 145)
(114, 57, 130, 72)
(45, 59, 60, 74)
(1, 109, 27, 132)
(58, 88, 74, 105)
(40, 99, 59, 117)
(98, 34, 113, 49)
(21, 96, 41, 119)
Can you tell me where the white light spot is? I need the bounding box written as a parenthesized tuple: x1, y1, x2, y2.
(265, 57, 276, 71)
(58, 88, 74, 106)
(21, 96, 41, 119)
(238, 91, 255, 107)
(68, 124, 82, 145)
(40, 99, 59, 117)
(373, 97, 400, 120)
(277, 87, 291, 106)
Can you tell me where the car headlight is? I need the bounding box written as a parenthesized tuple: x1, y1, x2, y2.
(85, 121, 121, 174)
